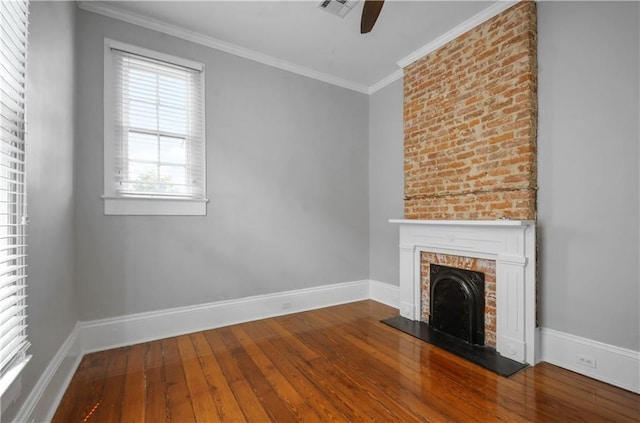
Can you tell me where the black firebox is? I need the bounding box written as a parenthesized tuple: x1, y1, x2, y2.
(429, 264, 485, 345)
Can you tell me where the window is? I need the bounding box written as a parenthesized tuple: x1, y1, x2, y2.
(103, 39, 207, 215)
(0, 0, 31, 396)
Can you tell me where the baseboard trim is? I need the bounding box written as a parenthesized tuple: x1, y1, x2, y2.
(540, 327, 640, 394)
(79, 280, 371, 354)
(12, 324, 83, 423)
(369, 280, 400, 308)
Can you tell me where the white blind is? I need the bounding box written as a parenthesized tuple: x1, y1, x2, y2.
(0, 0, 30, 396)
(111, 49, 205, 199)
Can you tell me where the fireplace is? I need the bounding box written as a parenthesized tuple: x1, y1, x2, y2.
(430, 264, 485, 345)
(389, 219, 539, 365)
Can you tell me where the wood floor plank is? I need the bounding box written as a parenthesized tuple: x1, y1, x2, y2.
(161, 338, 197, 422)
(52, 301, 640, 423)
(518, 369, 637, 422)
(271, 314, 398, 422)
(330, 303, 552, 420)
(285, 309, 479, 422)
(203, 329, 273, 421)
(238, 322, 353, 422)
(276, 312, 451, 422)
(533, 363, 640, 414)
(314, 303, 547, 421)
(119, 343, 146, 423)
(189, 332, 246, 422)
(249, 320, 371, 422)
(312, 307, 501, 421)
(328, 303, 574, 422)
(231, 324, 325, 422)
(216, 326, 300, 422)
(90, 346, 128, 422)
(51, 350, 110, 423)
(175, 334, 221, 423)
(144, 341, 169, 423)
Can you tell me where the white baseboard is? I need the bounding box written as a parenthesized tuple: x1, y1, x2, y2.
(369, 280, 400, 308)
(79, 279, 371, 354)
(12, 324, 83, 423)
(540, 327, 640, 394)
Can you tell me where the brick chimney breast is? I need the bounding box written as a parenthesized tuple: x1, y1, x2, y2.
(403, 1, 537, 220)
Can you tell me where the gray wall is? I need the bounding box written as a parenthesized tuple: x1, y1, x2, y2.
(537, 1, 639, 350)
(369, 79, 404, 285)
(75, 10, 370, 321)
(2, 1, 79, 421)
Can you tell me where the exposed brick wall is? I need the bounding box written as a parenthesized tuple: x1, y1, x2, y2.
(404, 1, 537, 220)
(421, 252, 496, 347)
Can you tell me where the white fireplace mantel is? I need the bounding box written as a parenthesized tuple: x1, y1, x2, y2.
(390, 219, 539, 365)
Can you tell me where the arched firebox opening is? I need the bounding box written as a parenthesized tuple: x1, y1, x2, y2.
(430, 264, 485, 345)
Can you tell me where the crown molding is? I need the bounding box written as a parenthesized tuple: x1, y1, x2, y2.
(78, 1, 520, 96)
(77, 1, 370, 94)
(397, 0, 518, 69)
(368, 69, 403, 94)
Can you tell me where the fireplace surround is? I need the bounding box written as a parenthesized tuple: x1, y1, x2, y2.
(390, 219, 538, 365)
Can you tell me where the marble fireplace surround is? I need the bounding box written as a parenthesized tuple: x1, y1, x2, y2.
(390, 219, 539, 365)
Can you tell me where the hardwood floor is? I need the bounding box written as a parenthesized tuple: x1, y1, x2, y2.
(53, 301, 639, 422)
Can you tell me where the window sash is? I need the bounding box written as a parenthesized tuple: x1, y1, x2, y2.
(0, 0, 31, 397)
(110, 46, 205, 200)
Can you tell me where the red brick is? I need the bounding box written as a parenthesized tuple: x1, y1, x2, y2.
(403, 2, 537, 220)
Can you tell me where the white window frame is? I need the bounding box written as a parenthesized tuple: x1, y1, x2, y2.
(103, 39, 208, 216)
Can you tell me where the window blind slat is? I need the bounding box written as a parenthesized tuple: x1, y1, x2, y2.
(0, 84, 25, 112)
(0, 254, 26, 266)
(0, 26, 26, 67)
(0, 295, 25, 318)
(0, 274, 25, 290)
(0, 285, 23, 303)
(0, 176, 25, 187)
(0, 129, 26, 149)
(0, 40, 27, 71)
(6, 0, 28, 18)
(0, 153, 26, 169)
(0, 335, 28, 370)
(0, 92, 24, 119)
(0, 316, 25, 343)
(0, 69, 26, 102)
(2, 0, 29, 30)
(0, 304, 25, 327)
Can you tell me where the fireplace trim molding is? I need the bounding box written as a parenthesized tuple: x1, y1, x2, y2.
(390, 219, 539, 365)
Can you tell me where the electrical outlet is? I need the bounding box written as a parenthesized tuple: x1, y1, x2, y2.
(577, 354, 596, 368)
(281, 301, 291, 310)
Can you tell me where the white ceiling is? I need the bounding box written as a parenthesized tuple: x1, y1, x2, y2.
(84, 1, 503, 92)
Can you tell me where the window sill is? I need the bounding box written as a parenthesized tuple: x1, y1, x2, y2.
(103, 196, 208, 216)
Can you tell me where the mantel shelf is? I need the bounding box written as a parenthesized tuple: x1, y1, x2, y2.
(389, 219, 535, 227)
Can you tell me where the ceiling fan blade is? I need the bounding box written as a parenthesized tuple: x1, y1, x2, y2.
(360, 0, 385, 34)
